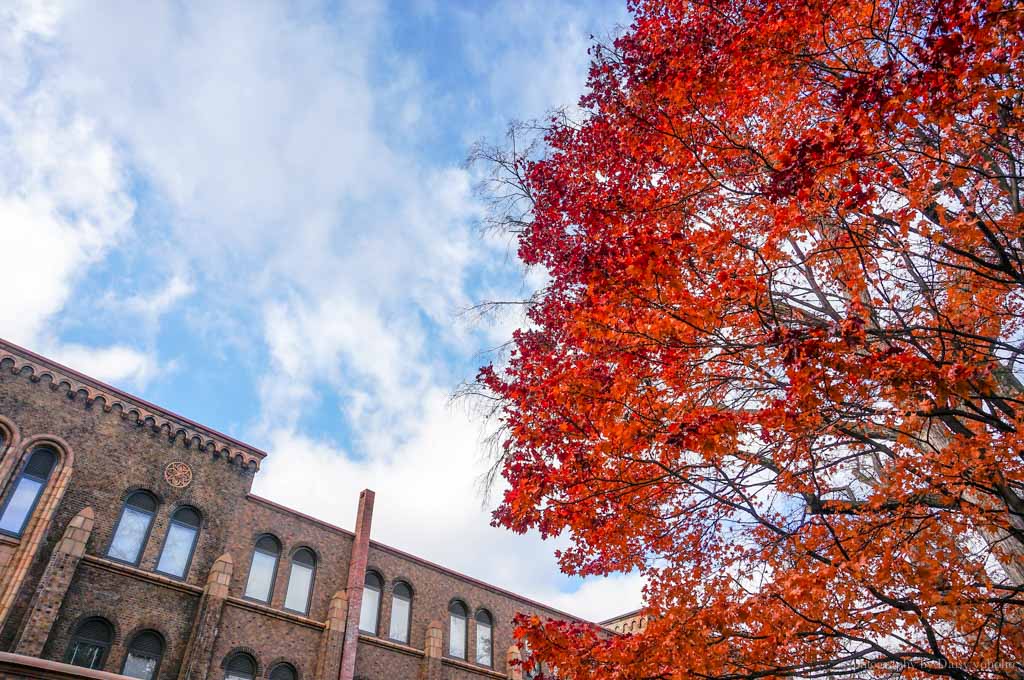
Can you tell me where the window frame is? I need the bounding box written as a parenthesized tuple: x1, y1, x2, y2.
(359, 570, 384, 635)
(121, 629, 164, 680)
(154, 505, 201, 580)
(447, 599, 469, 660)
(64, 616, 113, 671)
(0, 446, 57, 538)
(223, 651, 258, 680)
(243, 534, 281, 604)
(105, 490, 159, 566)
(283, 547, 317, 615)
(268, 662, 298, 680)
(387, 581, 413, 644)
(474, 608, 494, 667)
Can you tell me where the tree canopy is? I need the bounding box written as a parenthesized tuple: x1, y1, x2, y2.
(475, 0, 1024, 677)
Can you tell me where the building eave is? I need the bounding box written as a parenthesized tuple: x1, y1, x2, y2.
(0, 338, 267, 469)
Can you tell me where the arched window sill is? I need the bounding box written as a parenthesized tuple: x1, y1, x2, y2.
(358, 634, 423, 658)
(440, 655, 506, 679)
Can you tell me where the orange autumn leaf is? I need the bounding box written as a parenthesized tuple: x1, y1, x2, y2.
(472, 0, 1024, 678)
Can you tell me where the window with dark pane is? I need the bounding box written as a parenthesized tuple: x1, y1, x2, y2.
(108, 491, 158, 564)
(475, 609, 493, 666)
(122, 630, 164, 680)
(224, 653, 257, 680)
(156, 506, 200, 578)
(284, 548, 316, 613)
(359, 571, 382, 634)
(65, 617, 112, 670)
(269, 663, 297, 680)
(244, 534, 281, 602)
(448, 600, 468, 659)
(388, 581, 412, 643)
(0, 447, 56, 537)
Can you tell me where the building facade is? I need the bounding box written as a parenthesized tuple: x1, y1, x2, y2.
(0, 339, 599, 680)
(599, 609, 650, 635)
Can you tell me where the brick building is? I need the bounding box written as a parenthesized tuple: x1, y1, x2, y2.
(599, 609, 651, 635)
(0, 339, 609, 680)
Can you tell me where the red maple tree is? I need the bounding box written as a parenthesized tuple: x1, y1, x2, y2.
(473, 0, 1024, 677)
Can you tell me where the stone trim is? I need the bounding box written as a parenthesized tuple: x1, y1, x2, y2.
(0, 339, 265, 469)
(357, 633, 424, 658)
(81, 555, 205, 596)
(246, 494, 592, 625)
(312, 590, 346, 680)
(224, 597, 326, 630)
(176, 553, 232, 680)
(506, 645, 523, 680)
(0, 413, 23, 492)
(0, 435, 75, 630)
(440, 655, 508, 679)
(16, 507, 97, 656)
(0, 651, 134, 679)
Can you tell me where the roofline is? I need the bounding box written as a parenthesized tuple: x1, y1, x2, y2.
(0, 337, 611, 625)
(247, 494, 596, 625)
(0, 337, 267, 460)
(599, 607, 646, 625)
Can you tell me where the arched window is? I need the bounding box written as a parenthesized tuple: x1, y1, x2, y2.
(107, 490, 158, 564)
(224, 652, 257, 680)
(475, 609, 493, 666)
(388, 581, 412, 643)
(0, 447, 56, 537)
(244, 534, 281, 602)
(122, 630, 164, 680)
(283, 548, 316, 614)
(269, 663, 297, 680)
(358, 571, 382, 634)
(65, 617, 113, 670)
(448, 600, 468, 659)
(156, 506, 201, 578)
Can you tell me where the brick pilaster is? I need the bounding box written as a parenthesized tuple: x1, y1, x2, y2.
(177, 552, 233, 680)
(14, 507, 95, 656)
(506, 645, 523, 680)
(339, 489, 374, 680)
(314, 590, 347, 680)
(418, 620, 443, 680)
(0, 438, 75, 632)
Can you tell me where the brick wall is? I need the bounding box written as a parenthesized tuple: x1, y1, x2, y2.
(0, 340, 601, 680)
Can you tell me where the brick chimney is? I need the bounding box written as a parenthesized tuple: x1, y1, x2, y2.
(339, 489, 375, 680)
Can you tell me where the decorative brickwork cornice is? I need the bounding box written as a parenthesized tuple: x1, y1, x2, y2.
(0, 338, 266, 470)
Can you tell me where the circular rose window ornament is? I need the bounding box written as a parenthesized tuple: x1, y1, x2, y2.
(164, 461, 193, 489)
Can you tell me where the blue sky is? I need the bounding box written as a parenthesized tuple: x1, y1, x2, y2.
(0, 0, 641, 620)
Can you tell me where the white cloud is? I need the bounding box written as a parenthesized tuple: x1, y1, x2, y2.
(456, 0, 629, 129)
(253, 394, 642, 622)
(0, 0, 639, 621)
(122, 274, 195, 318)
(546, 572, 646, 623)
(50, 343, 161, 388)
(0, 2, 158, 389)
